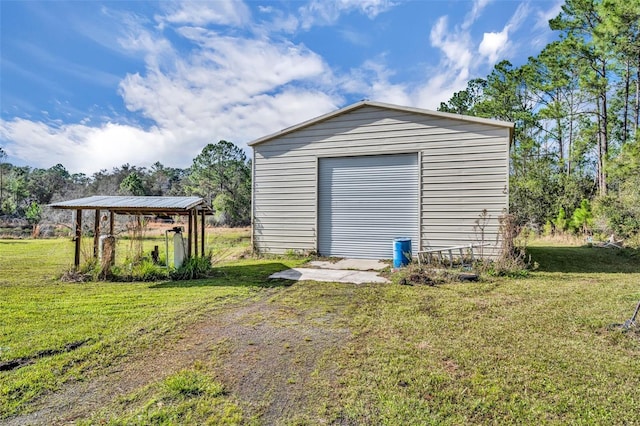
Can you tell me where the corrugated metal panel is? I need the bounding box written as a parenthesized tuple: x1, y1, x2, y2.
(50, 196, 206, 211)
(318, 154, 418, 259)
(421, 136, 508, 257)
(249, 100, 513, 146)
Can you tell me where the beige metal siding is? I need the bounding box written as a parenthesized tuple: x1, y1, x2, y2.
(421, 137, 508, 256)
(252, 105, 510, 256)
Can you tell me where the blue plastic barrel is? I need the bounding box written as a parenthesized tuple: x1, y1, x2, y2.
(393, 238, 412, 268)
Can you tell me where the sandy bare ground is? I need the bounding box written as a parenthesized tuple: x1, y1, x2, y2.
(4, 286, 350, 425)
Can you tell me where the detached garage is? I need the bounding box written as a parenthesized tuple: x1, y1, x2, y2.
(249, 101, 513, 259)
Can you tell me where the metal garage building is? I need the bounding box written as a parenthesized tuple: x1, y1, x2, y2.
(249, 101, 513, 259)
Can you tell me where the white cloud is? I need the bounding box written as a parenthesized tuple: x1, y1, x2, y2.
(478, 2, 529, 64)
(1, 6, 341, 174)
(529, 0, 564, 49)
(463, 0, 492, 29)
(160, 0, 251, 27)
(342, 59, 410, 106)
(479, 28, 509, 63)
(429, 16, 473, 77)
(0, 119, 173, 173)
(1, 0, 552, 173)
(117, 27, 332, 131)
(507, 2, 530, 32)
(339, 28, 371, 47)
(535, 0, 563, 30)
(299, 0, 396, 29)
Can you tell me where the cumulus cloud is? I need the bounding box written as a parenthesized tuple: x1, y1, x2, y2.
(478, 2, 529, 64)
(479, 28, 509, 63)
(1, 0, 547, 174)
(0, 3, 341, 174)
(0, 119, 173, 173)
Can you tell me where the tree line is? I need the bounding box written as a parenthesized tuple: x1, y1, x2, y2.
(0, 141, 251, 230)
(439, 0, 639, 242)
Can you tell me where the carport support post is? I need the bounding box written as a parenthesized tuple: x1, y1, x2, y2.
(187, 209, 193, 259)
(194, 209, 199, 258)
(109, 211, 114, 235)
(93, 209, 100, 258)
(200, 210, 205, 256)
(74, 209, 82, 269)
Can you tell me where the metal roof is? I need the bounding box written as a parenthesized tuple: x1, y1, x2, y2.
(248, 100, 515, 147)
(49, 196, 211, 215)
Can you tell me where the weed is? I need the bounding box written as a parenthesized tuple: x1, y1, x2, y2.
(85, 370, 240, 425)
(163, 370, 224, 399)
(170, 253, 214, 280)
(130, 259, 168, 282)
(476, 213, 537, 277)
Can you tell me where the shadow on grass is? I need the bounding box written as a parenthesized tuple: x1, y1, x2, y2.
(527, 246, 640, 274)
(149, 262, 295, 289)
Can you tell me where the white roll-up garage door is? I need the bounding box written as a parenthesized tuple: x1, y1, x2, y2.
(318, 153, 419, 259)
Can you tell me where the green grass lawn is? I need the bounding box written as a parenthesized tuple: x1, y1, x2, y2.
(1, 235, 639, 424)
(0, 231, 301, 419)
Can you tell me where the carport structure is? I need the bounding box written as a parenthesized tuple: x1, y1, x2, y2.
(50, 196, 212, 268)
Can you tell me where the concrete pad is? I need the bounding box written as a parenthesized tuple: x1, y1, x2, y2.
(269, 268, 389, 284)
(307, 258, 388, 271)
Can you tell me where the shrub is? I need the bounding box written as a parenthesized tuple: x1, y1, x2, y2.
(553, 207, 568, 234)
(478, 214, 536, 277)
(593, 195, 640, 242)
(569, 199, 594, 234)
(170, 253, 214, 280)
(130, 259, 168, 281)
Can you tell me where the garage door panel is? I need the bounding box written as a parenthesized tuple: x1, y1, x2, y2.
(318, 153, 419, 259)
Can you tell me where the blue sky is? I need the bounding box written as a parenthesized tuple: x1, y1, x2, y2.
(1, 0, 563, 174)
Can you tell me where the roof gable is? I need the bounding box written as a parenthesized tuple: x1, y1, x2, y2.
(248, 100, 514, 147)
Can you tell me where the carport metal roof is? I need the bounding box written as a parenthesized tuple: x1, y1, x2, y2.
(50, 195, 212, 215)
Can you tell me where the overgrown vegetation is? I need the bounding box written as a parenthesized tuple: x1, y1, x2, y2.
(439, 0, 640, 245)
(169, 253, 215, 280)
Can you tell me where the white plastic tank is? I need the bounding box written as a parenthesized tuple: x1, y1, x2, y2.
(173, 232, 185, 268)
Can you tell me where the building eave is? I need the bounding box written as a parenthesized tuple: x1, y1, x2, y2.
(248, 100, 515, 147)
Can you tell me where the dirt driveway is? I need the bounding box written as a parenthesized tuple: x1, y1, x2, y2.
(5, 286, 351, 425)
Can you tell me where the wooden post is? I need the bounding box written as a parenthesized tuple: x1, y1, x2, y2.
(187, 210, 193, 259)
(109, 211, 114, 235)
(74, 209, 82, 269)
(194, 209, 199, 258)
(93, 209, 100, 258)
(200, 210, 205, 256)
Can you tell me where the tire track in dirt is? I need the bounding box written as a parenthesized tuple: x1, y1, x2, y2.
(4, 286, 350, 425)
